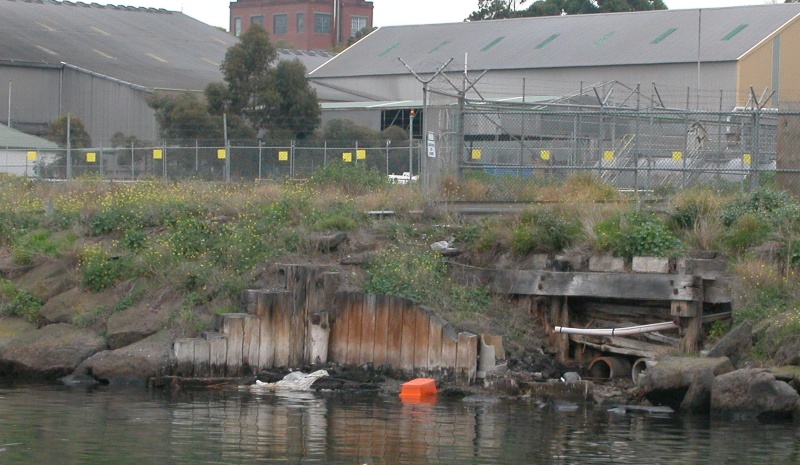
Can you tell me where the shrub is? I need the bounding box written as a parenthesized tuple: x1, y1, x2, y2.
(511, 207, 584, 255)
(365, 246, 446, 301)
(722, 212, 771, 252)
(80, 245, 129, 292)
(0, 279, 42, 323)
(308, 162, 389, 194)
(720, 187, 795, 227)
(594, 212, 683, 258)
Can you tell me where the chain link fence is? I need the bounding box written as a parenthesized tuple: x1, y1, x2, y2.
(6, 139, 422, 183)
(448, 102, 800, 200)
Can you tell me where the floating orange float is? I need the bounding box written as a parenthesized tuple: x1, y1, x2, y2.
(399, 378, 438, 399)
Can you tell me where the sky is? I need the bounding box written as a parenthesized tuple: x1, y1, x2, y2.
(121, 1, 778, 30)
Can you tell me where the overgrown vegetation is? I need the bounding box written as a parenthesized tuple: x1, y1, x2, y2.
(2, 171, 800, 359)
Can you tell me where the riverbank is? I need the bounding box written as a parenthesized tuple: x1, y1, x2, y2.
(2, 171, 800, 419)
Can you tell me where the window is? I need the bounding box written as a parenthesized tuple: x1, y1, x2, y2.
(315, 13, 332, 34)
(297, 13, 305, 33)
(351, 16, 367, 37)
(234, 17, 242, 37)
(273, 14, 287, 35)
(251, 15, 264, 27)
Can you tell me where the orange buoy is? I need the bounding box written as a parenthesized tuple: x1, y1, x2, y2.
(399, 378, 438, 399)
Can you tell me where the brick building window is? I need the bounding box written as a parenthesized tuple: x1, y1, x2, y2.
(315, 13, 332, 34)
(273, 14, 287, 35)
(251, 15, 264, 27)
(234, 17, 242, 37)
(351, 16, 367, 37)
(297, 13, 305, 33)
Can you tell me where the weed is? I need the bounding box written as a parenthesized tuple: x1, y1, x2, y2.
(0, 279, 42, 323)
(80, 245, 130, 293)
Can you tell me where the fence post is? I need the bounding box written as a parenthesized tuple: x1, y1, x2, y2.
(99, 146, 104, 177)
(195, 139, 199, 173)
(66, 113, 72, 180)
(258, 139, 262, 181)
(683, 87, 690, 189)
(386, 140, 390, 175)
(130, 141, 135, 180)
(751, 109, 761, 192)
(162, 141, 167, 181)
(323, 140, 327, 168)
(290, 140, 295, 178)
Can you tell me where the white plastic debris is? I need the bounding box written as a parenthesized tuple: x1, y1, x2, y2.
(250, 369, 329, 392)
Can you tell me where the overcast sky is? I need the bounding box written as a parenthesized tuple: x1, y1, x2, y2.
(124, 1, 777, 30)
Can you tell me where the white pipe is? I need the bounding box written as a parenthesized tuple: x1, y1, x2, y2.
(554, 321, 678, 337)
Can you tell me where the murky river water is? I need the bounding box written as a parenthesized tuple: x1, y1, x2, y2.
(0, 384, 798, 465)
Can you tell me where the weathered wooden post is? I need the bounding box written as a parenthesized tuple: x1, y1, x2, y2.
(670, 276, 704, 352)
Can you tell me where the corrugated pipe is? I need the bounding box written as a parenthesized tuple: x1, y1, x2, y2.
(589, 356, 632, 379)
(554, 321, 678, 337)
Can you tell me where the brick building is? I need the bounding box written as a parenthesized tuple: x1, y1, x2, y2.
(230, 0, 374, 50)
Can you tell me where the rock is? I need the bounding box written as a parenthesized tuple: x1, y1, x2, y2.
(106, 294, 179, 349)
(72, 331, 174, 383)
(316, 232, 347, 253)
(0, 323, 106, 379)
(39, 287, 120, 325)
(711, 369, 800, 420)
(589, 256, 625, 273)
(680, 369, 715, 414)
(705, 321, 753, 368)
(340, 253, 367, 265)
(0, 317, 36, 353)
(13, 258, 76, 302)
(640, 356, 734, 411)
(561, 372, 581, 383)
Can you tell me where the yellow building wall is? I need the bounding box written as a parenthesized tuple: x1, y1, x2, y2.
(737, 39, 774, 108)
(738, 17, 800, 108)
(779, 20, 800, 105)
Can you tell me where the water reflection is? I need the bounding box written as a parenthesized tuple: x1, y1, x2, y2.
(0, 385, 798, 464)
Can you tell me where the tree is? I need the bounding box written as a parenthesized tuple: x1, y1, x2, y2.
(272, 60, 320, 139)
(147, 92, 221, 140)
(468, 0, 666, 20)
(217, 24, 321, 138)
(46, 114, 92, 149)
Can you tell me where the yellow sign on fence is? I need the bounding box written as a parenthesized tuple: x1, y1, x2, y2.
(672, 151, 683, 162)
(743, 153, 752, 164)
(86, 152, 96, 163)
(540, 150, 551, 161)
(26, 151, 37, 162)
(343, 152, 353, 162)
(153, 149, 163, 160)
(471, 149, 482, 160)
(357, 149, 367, 160)
(278, 150, 289, 161)
(603, 150, 615, 162)
(217, 149, 227, 160)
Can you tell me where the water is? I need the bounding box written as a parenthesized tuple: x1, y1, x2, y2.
(0, 384, 798, 465)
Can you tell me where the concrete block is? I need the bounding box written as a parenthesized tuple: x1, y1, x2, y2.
(632, 256, 670, 273)
(676, 258, 728, 279)
(589, 255, 625, 273)
(531, 254, 550, 270)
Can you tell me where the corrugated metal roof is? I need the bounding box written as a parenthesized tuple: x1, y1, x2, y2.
(310, 4, 800, 79)
(0, 124, 59, 150)
(0, 1, 333, 91)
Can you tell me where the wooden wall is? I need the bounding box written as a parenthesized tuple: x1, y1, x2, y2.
(173, 265, 480, 384)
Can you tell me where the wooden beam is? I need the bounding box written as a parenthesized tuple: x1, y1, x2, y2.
(469, 269, 704, 301)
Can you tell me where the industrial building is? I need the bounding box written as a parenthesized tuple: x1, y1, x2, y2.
(310, 3, 800, 126)
(230, 0, 374, 50)
(0, 1, 334, 146)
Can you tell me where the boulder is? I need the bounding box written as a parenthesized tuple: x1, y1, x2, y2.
(106, 293, 179, 349)
(711, 369, 800, 420)
(0, 317, 36, 353)
(0, 323, 106, 379)
(640, 356, 734, 411)
(39, 287, 120, 325)
(705, 321, 753, 367)
(316, 232, 347, 253)
(73, 330, 174, 384)
(680, 369, 715, 414)
(13, 258, 76, 302)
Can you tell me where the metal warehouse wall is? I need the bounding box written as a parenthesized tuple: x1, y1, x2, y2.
(0, 65, 62, 136)
(738, 18, 800, 107)
(60, 67, 158, 147)
(313, 61, 738, 111)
